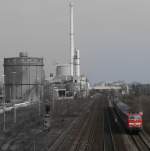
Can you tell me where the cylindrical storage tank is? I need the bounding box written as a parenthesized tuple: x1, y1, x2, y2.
(56, 64, 70, 77)
(4, 52, 44, 103)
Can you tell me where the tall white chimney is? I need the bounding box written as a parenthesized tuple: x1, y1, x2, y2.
(74, 48, 80, 78)
(69, 1, 74, 76)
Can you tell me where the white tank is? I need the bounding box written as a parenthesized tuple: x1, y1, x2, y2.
(56, 64, 70, 77)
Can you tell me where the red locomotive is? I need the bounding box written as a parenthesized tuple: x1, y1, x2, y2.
(113, 100, 143, 132)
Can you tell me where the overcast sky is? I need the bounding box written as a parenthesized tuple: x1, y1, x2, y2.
(0, 0, 150, 84)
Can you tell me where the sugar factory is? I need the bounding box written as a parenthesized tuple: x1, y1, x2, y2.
(48, 1, 90, 100)
(0, 0, 90, 134)
(0, 1, 90, 105)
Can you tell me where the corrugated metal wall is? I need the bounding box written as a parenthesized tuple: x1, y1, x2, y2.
(4, 55, 44, 103)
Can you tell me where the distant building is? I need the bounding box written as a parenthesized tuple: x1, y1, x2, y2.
(93, 81, 129, 95)
(130, 83, 150, 96)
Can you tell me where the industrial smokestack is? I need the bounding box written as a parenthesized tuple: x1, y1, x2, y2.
(74, 48, 80, 78)
(69, 1, 74, 76)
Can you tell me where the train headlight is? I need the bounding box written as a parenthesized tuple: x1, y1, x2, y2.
(139, 112, 143, 116)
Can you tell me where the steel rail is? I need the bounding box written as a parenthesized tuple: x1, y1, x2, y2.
(48, 114, 87, 151)
(131, 134, 149, 151)
(69, 111, 93, 151)
(48, 100, 96, 151)
(103, 108, 116, 151)
(84, 110, 99, 151)
(138, 131, 150, 150)
(69, 100, 99, 151)
(103, 109, 106, 151)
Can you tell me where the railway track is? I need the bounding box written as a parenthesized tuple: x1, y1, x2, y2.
(47, 100, 95, 151)
(130, 130, 150, 151)
(131, 134, 150, 151)
(48, 98, 105, 151)
(70, 100, 103, 151)
(103, 107, 116, 151)
(139, 130, 150, 148)
(69, 111, 93, 151)
(48, 113, 90, 151)
(109, 99, 150, 151)
(84, 117, 97, 151)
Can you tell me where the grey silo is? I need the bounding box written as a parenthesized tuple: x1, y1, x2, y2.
(4, 52, 45, 103)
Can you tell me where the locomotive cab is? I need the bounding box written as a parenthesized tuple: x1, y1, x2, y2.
(127, 113, 143, 131)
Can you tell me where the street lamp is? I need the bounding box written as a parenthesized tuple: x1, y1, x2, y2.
(1, 74, 6, 131)
(12, 72, 16, 123)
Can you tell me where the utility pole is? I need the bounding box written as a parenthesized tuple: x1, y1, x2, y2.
(12, 72, 16, 123)
(39, 83, 41, 116)
(52, 87, 55, 113)
(2, 75, 6, 131)
(36, 76, 41, 116)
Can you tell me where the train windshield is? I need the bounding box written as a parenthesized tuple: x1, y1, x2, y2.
(129, 115, 142, 120)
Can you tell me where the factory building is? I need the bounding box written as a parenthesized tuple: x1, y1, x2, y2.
(51, 64, 74, 99)
(4, 52, 45, 103)
(49, 1, 90, 100)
